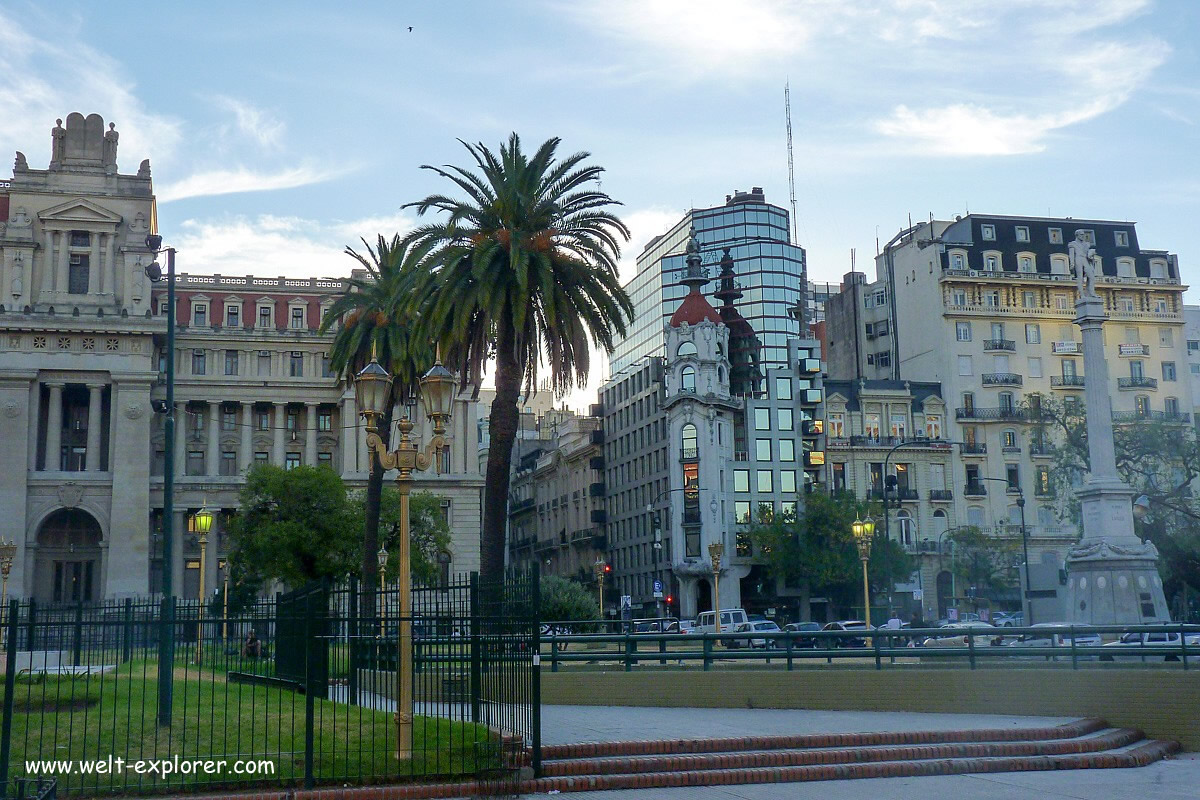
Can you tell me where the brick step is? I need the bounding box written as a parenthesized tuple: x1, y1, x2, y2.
(542, 717, 1107, 760)
(542, 726, 1145, 777)
(528, 738, 1180, 795)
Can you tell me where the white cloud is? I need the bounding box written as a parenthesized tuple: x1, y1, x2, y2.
(157, 163, 345, 203)
(211, 96, 287, 148)
(169, 212, 418, 279)
(618, 206, 686, 283)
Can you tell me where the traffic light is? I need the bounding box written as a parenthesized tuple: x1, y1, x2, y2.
(603, 563, 612, 575)
(665, 594, 674, 606)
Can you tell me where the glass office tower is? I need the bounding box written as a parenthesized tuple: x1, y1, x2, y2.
(610, 188, 806, 377)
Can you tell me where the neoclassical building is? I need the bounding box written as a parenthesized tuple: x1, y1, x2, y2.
(0, 115, 484, 603)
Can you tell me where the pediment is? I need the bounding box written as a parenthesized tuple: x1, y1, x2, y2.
(38, 198, 123, 226)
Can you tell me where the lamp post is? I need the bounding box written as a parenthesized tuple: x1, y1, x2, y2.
(377, 547, 389, 639)
(192, 506, 214, 664)
(144, 234, 177, 727)
(851, 515, 875, 625)
(974, 476, 1032, 624)
(356, 353, 456, 760)
(708, 541, 724, 633)
(593, 557, 606, 616)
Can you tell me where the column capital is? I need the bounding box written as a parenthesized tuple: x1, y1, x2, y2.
(45, 381, 66, 389)
(85, 382, 107, 390)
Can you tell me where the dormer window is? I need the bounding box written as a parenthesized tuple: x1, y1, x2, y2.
(290, 306, 306, 329)
(192, 303, 208, 327)
(984, 255, 999, 272)
(1015, 226, 1030, 242)
(226, 304, 240, 327)
(1115, 230, 1129, 247)
(1048, 228, 1063, 244)
(1018, 255, 1035, 273)
(950, 252, 965, 269)
(258, 305, 273, 328)
(676, 341, 697, 357)
(981, 224, 996, 241)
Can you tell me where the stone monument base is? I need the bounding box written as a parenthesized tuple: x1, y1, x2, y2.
(1065, 538, 1168, 625)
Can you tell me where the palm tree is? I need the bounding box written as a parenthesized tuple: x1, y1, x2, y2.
(402, 134, 633, 584)
(320, 234, 433, 603)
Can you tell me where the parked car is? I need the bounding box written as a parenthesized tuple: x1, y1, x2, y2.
(694, 608, 749, 636)
(679, 619, 698, 635)
(994, 611, 1024, 627)
(822, 620, 872, 648)
(784, 621, 821, 648)
(1099, 628, 1200, 662)
(921, 622, 1001, 648)
(728, 620, 782, 649)
(1006, 623, 1101, 659)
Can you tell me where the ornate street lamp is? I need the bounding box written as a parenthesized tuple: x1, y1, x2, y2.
(192, 506, 214, 664)
(852, 515, 875, 626)
(377, 547, 389, 638)
(708, 541, 724, 633)
(593, 557, 607, 616)
(356, 353, 455, 760)
(0, 539, 17, 618)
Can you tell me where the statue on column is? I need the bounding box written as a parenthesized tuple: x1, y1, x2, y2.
(1069, 230, 1099, 300)
(50, 119, 65, 169)
(10, 252, 24, 300)
(103, 123, 119, 173)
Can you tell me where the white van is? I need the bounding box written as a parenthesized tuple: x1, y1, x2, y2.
(694, 609, 749, 635)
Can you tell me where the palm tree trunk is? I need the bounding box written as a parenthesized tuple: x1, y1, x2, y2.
(481, 321, 520, 586)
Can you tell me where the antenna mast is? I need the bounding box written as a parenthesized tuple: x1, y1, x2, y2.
(785, 82, 798, 244)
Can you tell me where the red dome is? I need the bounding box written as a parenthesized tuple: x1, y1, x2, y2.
(670, 289, 722, 327)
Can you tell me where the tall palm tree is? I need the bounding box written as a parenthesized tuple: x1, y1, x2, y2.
(402, 134, 633, 584)
(320, 234, 433, 603)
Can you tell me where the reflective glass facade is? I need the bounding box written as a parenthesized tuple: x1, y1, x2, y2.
(611, 195, 806, 375)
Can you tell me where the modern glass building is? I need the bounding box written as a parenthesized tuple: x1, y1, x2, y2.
(610, 188, 806, 378)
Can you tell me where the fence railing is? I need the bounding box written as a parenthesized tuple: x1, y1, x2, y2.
(0, 570, 540, 798)
(539, 623, 1200, 673)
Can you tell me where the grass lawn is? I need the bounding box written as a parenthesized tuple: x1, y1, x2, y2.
(4, 660, 497, 797)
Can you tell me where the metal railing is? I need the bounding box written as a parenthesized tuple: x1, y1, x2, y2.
(982, 339, 1016, 351)
(540, 623, 1200, 673)
(1050, 375, 1085, 388)
(964, 481, 987, 496)
(1112, 410, 1191, 423)
(1118, 377, 1158, 389)
(928, 489, 953, 501)
(981, 373, 1023, 386)
(956, 407, 1027, 421)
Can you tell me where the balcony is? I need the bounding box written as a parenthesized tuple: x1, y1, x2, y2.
(590, 429, 605, 445)
(981, 373, 1023, 387)
(1112, 410, 1191, 424)
(1117, 344, 1150, 357)
(590, 509, 607, 525)
(895, 488, 919, 502)
(960, 442, 987, 455)
(570, 527, 599, 544)
(680, 446, 699, 461)
(734, 450, 749, 461)
(797, 358, 821, 374)
(1029, 444, 1054, 458)
(802, 419, 824, 436)
(1118, 376, 1158, 390)
(800, 388, 823, 405)
(589, 455, 605, 470)
(964, 482, 988, 497)
(956, 407, 1028, 421)
(929, 489, 953, 502)
(983, 339, 1016, 352)
(588, 481, 606, 498)
(509, 497, 535, 515)
(1001, 445, 1021, 455)
(1050, 375, 1085, 389)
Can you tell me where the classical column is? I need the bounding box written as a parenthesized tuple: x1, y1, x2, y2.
(86, 383, 105, 470)
(57, 231, 70, 293)
(89, 232, 101, 294)
(272, 403, 286, 464)
(240, 402, 254, 471)
(27, 379, 40, 471)
(174, 402, 187, 476)
(341, 394, 357, 475)
(45, 382, 64, 471)
(207, 402, 220, 476)
(104, 232, 116, 295)
(305, 403, 319, 466)
(171, 509, 186, 598)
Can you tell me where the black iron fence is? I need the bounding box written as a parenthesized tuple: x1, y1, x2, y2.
(0, 569, 540, 798)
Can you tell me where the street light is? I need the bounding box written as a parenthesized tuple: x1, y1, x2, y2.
(357, 352, 456, 760)
(851, 515, 875, 625)
(377, 547, 389, 638)
(593, 557, 607, 615)
(708, 541, 724, 633)
(192, 506, 214, 664)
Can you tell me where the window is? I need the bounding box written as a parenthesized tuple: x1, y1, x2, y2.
(1115, 230, 1129, 247)
(780, 470, 796, 493)
(1049, 227, 1063, 244)
(1135, 395, 1150, 416)
(192, 304, 208, 327)
(1160, 328, 1174, 348)
(285, 452, 301, 470)
(999, 391, 1015, 412)
(681, 423, 698, 456)
(874, 289, 887, 306)
(317, 451, 333, 469)
(951, 253, 965, 269)
(952, 289, 967, 306)
(289, 352, 304, 377)
(65, 254, 90, 294)
(897, 511, 914, 547)
(1027, 357, 1042, 378)
(956, 321, 972, 342)
(1064, 396, 1081, 416)
(258, 305, 273, 328)
(1054, 294, 1069, 310)
(775, 377, 792, 400)
(1006, 463, 1020, 492)
(777, 408, 793, 431)
(226, 305, 240, 328)
(957, 355, 973, 376)
(1165, 396, 1179, 415)
(1019, 255, 1034, 273)
(827, 412, 845, 438)
(1117, 258, 1135, 278)
(864, 412, 881, 438)
(990, 322, 1005, 341)
(1022, 291, 1036, 308)
(318, 409, 332, 432)
(680, 366, 695, 392)
(186, 450, 205, 477)
(781, 500, 797, 520)
(322, 355, 334, 378)
(831, 462, 846, 491)
(1003, 429, 1018, 449)
(1025, 323, 1041, 344)
(254, 451, 269, 465)
(1155, 298, 1169, 313)
(224, 350, 239, 376)
(984, 254, 999, 272)
(192, 350, 206, 375)
(925, 414, 942, 439)
(258, 351, 272, 376)
(981, 224, 996, 240)
(754, 408, 770, 430)
(1118, 297, 1135, 312)
(779, 439, 795, 462)
(70, 230, 91, 247)
(1015, 226, 1030, 242)
(756, 439, 772, 461)
(255, 409, 269, 431)
(735, 501, 752, 524)
(734, 469, 749, 492)
(1192, 364, 1200, 375)
(290, 307, 305, 329)
(676, 341, 697, 356)
(876, 351, 891, 368)
(875, 320, 889, 337)
(286, 409, 298, 433)
(757, 470, 773, 493)
(222, 408, 236, 431)
(220, 451, 237, 477)
(1163, 362, 1177, 381)
(962, 392, 975, 413)
(890, 413, 907, 438)
(1130, 360, 1144, 379)
(984, 290, 1000, 307)
(1124, 326, 1140, 344)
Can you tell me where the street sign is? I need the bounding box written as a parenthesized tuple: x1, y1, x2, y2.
(620, 595, 632, 609)
(653, 580, 663, 599)
(948, 607, 959, 621)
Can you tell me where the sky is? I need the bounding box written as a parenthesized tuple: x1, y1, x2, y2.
(2, 0, 1198, 410)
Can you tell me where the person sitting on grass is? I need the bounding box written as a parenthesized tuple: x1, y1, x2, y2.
(242, 629, 262, 659)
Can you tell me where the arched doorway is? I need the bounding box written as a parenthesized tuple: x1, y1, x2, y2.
(696, 578, 712, 614)
(35, 508, 103, 604)
(936, 570, 953, 620)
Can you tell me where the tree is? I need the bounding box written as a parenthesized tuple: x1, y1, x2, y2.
(401, 134, 633, 584)
(349, 489, 454, 586)
(540, 575, 600, 625)
(319, 235, 434, 607)
(748, 491, 912, 616)
(943, 526, 1018, 605)
(1032, 394, 1200, 616)
(225, 465, 359, 588)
